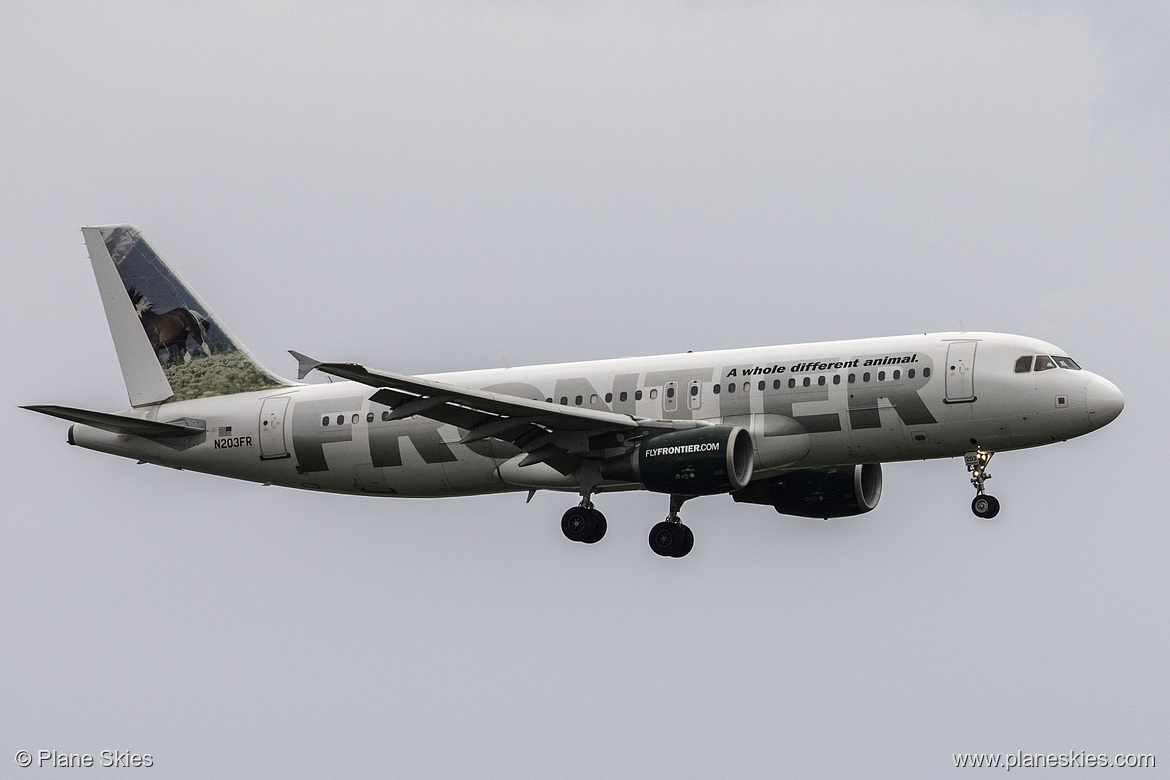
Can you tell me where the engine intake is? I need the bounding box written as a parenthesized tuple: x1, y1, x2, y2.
(606, 425, 754, 495)
(732, 463, 882, 518)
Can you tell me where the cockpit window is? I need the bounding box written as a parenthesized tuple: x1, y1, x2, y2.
(1034, 355, 1057, 371)
(1015, 356, 1033, 373)
(1052, 356, 1081, 370)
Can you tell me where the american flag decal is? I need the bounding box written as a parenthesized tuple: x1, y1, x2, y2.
(218, 426, 232, 436)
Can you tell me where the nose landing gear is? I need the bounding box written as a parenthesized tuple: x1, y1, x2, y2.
(965, 449, 1000, 519)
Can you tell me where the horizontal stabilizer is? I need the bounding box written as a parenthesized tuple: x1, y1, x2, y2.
(22, 405, 206, 438)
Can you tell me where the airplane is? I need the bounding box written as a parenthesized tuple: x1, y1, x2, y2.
(24, 225, 1125, 557)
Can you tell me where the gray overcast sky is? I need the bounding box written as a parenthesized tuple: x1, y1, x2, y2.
(2, 2, 1167, 777)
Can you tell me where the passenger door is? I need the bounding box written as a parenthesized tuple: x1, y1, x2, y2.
(259, 395, 291, 459)
(945, 342, 978, 403)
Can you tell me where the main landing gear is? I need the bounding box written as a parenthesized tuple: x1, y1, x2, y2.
(648, 494, 695, 558)
(561, 469, 607, 545)
(561, 503, 607, 544)
(559, 492, 697, 557)
(965, 449, 1000, 519)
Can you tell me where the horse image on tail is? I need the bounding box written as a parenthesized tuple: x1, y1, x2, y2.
(128, 288, 214, 365)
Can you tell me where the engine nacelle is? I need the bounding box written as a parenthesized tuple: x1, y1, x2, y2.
(605, 426, 754, 495)
(732, 463, 882, 518)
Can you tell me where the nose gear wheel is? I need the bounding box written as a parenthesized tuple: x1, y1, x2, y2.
(965, 449, 1000, 518)
(971, 494, 1000, 519)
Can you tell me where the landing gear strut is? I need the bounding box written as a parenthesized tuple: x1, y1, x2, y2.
(648, 494, 695, 558)
(965, 449, 1000, 519)
(561, 472, 607, 544)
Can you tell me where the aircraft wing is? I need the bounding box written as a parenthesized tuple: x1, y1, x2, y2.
(290, 351, 702, 474)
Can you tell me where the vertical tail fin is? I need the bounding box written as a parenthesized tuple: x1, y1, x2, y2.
(83, 225, 292, 406)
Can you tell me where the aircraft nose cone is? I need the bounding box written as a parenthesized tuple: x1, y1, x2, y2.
(1086, 376, 1124, 429)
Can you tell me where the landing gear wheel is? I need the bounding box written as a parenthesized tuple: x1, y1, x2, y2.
(649, 522, 678, 557)
(675, 524, 694, 557)
(971, 494, 1000, 519)
(585, 510, 607, 543)
(561, 506, 606, 543)
(561, 506, 590, 542)
(648, 521, 693, 558)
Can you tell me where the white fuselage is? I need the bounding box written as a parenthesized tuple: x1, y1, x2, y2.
(69, 331, 1121, 498)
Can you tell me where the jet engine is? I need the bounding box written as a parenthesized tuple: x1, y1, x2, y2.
(732, 463, 883, 518)
(604, 425, 754, 495)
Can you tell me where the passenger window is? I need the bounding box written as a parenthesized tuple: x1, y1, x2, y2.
(605, 393, 612, 403)
(381, 411, 390, 421)
(666, 387, 675, 399)
(322, 416, 329, 426)
(802, 377, 810, 387)
(908, 369, 915, 379)
(848, 373, 855, 383)
(1015, 356, 1033, 373)
(352, 414, 360, 424)
(590, 394, 598, 404)
(575, 395, 583, 405)
(923, 367, 931, 378)
(635, 390, 643, 400)
(1034, 355, 1057, 371)
(560, 397, 568, 405)
(893, 370, 900, 380)
(620, 391, 628, 402)
(878, 371, 885, 381)
(758, 380, 765, 391)
(788, 378, 796, 389)
(833, 375, 841, 385)
(336, 415, 344, 425)
(742, 382, 750, 392)
(713, 384, 720, 394)
(366, 412, 374, 423)
(818, 376, 825, 386)
(773, 379, 781, 390)
(650, 389, 658, 399)
(863, 372, 871, 382)
(727, 383, 735, 394)
(690, 385, 699, 396)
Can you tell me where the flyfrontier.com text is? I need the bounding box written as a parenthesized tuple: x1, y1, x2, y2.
(643, 442, 721, 458)
(726, 353, 920, 377)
